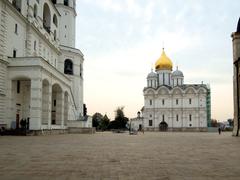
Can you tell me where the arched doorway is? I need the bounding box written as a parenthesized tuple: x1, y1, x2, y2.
(159, 121, 168, 131)
(51, 84, 63, 126)
(42, 79, 50, 126)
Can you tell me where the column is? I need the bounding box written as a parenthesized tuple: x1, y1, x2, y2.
(48, 85, 52, 129)
(30, 78, 42, 130)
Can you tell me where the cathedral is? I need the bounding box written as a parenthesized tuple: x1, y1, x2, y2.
(0, 0, 91, 131)
(142, 49, 211, 131)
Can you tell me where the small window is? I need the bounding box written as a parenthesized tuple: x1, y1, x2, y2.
(149, 99, 152, 106)
(150, 114, 152, 118)
(34, 41, 37, 50)
(162, 99, 165, 105)
(176, 115, 179, 121)
(34, 4, 37, 18)
(13, 49, 17, 58)
(52, 0, 56, 4)
(65, 25, 67, 28)
(80, 64, 83, 77)
(64, 0, 69, 6)
(162, 114, 165, 121)
(149, 120, 153, 126)
(176, 99, 178, 105)
(53, 14, 58, 27)
(54, 30, 57, 41)
(15, 24, 18, 34)
(189, 124, 192, 127)
(17, 80, 20, 94)
(189, 114, 192, 121)
(54, 100, 56, 107)
(189, 98, 192, 104)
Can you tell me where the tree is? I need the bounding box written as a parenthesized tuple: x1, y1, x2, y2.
(92, 112, 103, 129)
(114, 107, 128, 129)
(211, 119, 218, 127)
(99, 114, 110, 130)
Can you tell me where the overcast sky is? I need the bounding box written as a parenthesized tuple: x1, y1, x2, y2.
(75, 0, 240, 121)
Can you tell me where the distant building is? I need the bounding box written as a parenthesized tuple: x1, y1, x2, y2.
(142, 49, 211, 131)
(232, 18, 240, 136)
(0, 0, 91, 131)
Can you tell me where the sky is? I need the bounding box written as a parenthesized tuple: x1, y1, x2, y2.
(75, 0, 240, 121)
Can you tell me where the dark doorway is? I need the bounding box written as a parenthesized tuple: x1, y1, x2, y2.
(159, 120, 168, 131)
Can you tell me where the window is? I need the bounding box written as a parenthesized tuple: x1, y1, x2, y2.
(34, 41, 36, 50)
(17, 80, 20, 93)
(150, 114, 152, 118)
(189, 114, 192, 121)
(64, 0, 69, 6)
(189, 124, 192, 127)
(34, 4, 37, 18)
(80, 64, 83, 77)
(64, 59, 73, 75)
(52, 0, 56, 4)
(43, 3, 51, 33)
(176, 99, 178, 105)
(149, 120, 153, 126)
(189, 98, 192, 104)
(13, 49, 17, 58)
(162, 114, 165, 121)
(162, 99, 165, 105)
(54, 100, 56, 107)
(53, 14, 58, 27)
(54, 30, 57, 41)
(176, 115, 179, 121)
(15, 24, 18, 34)
(149, 99, 152, 106)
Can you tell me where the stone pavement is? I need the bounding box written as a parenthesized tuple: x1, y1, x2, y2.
(0, 132, 240, 180)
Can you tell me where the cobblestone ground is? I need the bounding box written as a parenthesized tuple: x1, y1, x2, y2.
(0, 132, 240, 180)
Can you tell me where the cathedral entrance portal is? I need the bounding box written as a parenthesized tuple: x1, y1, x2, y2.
(159, 121, 168, 131)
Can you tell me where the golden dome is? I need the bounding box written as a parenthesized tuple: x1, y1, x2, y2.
(155, 49, 173, 71)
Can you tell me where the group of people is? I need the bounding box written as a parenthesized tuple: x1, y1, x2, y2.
(19, 118, 30, 130)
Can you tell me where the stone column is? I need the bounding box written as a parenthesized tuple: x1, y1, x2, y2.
(30, 78, 42, 130)
(48, 85, 52, 129)
(56, 91, 64, 128)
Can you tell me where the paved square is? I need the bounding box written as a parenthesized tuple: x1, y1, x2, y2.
(0, 132, 240, 180)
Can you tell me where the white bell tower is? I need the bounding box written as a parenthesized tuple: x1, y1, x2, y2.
(55, 0, 76, 48)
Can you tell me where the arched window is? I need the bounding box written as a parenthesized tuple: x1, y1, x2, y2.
(64, 59, 73, 75)
(64, 0, 69, 6)
(43, 3, 51, 33)
(52, 0, 57, 4)
(34, 4, 37, 18)
(53, 14, 58, 27)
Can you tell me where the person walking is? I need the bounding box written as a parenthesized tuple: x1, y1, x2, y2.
(218, 127, 221, 135)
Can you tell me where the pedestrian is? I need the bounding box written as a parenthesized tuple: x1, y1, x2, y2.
(218, 127, 221, 135)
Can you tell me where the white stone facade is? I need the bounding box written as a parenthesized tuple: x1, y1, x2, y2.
(142, 51, 211, 131)
(0, 0, 89, 130)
